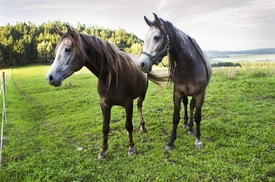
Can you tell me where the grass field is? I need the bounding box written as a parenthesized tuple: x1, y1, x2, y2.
(0, 65, 275, 181)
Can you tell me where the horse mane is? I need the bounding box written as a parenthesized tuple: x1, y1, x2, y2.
(84, 35, 137, 87)
(57, 29, 135, 87)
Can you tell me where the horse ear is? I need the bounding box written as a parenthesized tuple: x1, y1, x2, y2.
(66, 25, 74, 37)
(56, 27, 64, 37)
(144, 15, 152, 26)
(153, 13, 163, 25)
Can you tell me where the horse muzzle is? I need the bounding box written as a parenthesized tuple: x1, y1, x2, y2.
(137, 58, 152, 73)
(46, 73, 63, 87)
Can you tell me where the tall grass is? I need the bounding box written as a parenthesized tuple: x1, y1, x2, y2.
(0, 65, 275, 181)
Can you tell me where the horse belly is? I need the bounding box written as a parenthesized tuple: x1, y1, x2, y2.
(130, 74, 148, 99)
(97, 74, 147, 106)
(174, 79, 207, 96)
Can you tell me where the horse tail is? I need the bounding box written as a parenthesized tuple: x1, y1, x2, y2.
(203, 53, 212, 84)
(147, 70, 170, 88)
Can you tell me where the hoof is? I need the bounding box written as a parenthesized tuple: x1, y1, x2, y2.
(128, 148, 135, 156)
(140, 126, 148, 132)
(195, 141, 204, 150)
(128, 151, 135, 156)
(188, 130, 195, 135)
(98, 152, 106, 159)
(165, 145, 174, 151)
(182, 124, 188, 128)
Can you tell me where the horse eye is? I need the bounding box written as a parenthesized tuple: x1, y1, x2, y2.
(65, 48, 71, 52)
(154, 35, 160, 40)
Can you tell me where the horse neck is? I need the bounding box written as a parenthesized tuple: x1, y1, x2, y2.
(168, 32, 210, 82)
(80, 34, 110, 80)
(169, 32, 202, 68)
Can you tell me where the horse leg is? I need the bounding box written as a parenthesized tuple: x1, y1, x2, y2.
(182, 96, 189, 128)
(165, 90, 181, 151)
(125, 100, 135, 156)
(193, 93, 205, 150)
(188, 97, 196, 135)
(137, 92, 147, 132)
(98, 101, 111, 159)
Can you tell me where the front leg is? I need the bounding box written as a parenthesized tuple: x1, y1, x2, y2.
(98, 99, 112, 159)
(165, 90, 182, 151)
(125, 100, 135, 156)
(194, 93, 205, 150)
(188, 97, 196, 135)
(182, 96, 189, 128)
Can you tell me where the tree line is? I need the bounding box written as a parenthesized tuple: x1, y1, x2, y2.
(0, 21, 144, 68)
(211, 62, 242, 67)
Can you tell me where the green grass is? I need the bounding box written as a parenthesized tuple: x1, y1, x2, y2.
(1, 65, 275, 181)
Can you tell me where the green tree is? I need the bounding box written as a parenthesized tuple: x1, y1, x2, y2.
(0, 21, 143, 67)
(37, 41, 53, 63)
(0, 49, 3, 67)
(126, 43, 143, 55)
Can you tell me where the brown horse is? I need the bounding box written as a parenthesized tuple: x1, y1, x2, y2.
(137, 13, 212, 150)
(46, 25, 169, 158)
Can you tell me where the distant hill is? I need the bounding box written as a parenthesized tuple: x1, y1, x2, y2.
(204, 48, 275, 59)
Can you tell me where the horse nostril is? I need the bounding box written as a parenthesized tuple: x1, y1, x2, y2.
(48, 75, 53, 82)
(141, 62, 145, 69)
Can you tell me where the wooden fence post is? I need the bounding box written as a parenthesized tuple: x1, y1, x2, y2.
(0, 71, 6, 169)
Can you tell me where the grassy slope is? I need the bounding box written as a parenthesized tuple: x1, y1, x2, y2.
(0, 65, 275, 181)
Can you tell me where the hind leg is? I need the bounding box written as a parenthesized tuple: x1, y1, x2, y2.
(182, 96, 189, 128)
(188, 97, 196, 135)
(137, 92, 147, 132)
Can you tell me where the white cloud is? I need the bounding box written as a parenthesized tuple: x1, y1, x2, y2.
(8, 1, 119, 11)
(154, 0, 275, 50)
(0, 0, 274, 50)
(157, 0, 275, 28)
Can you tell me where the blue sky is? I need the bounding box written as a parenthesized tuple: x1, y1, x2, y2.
(0, 0, 274, 51)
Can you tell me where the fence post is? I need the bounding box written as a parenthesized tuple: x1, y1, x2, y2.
(0, 71, 6, 169)
(2, 72, 5, 102)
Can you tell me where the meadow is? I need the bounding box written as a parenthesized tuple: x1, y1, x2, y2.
(0, 64, 275, 181)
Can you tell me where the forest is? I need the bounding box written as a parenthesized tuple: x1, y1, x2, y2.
(0, 21, 144, 68)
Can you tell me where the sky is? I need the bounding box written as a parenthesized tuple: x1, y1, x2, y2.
(0, 0, 274, 51)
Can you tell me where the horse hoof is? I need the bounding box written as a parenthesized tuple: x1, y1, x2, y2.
(182, 124, 188, 128)
(188, 131, 195, 135)
(165, 145, 174, 151)
(140, 126, 148, 132)
(128, 151, 135, 156)
(195, 142, 203, 150)
(128, 149, 135, 156)
(98, 152, 106, 159)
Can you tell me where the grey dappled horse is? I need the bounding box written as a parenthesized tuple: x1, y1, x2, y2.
(138, 13, 212, 150)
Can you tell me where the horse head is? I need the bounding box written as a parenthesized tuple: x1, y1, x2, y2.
(46, 25, 85, 87)
(138, 13, 170, 73)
